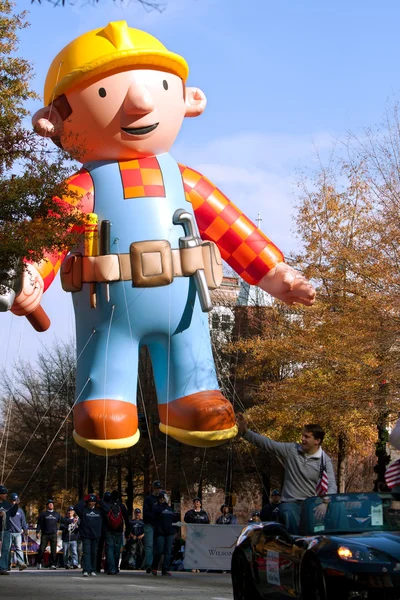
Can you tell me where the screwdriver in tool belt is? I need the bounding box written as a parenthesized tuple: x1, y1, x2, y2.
(100, 220, 111, 303)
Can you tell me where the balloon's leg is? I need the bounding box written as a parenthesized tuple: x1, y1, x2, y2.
(73, 328, 140, 456)
(148, 318, 238, 447)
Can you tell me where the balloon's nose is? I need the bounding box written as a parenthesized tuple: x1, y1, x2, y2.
(123, 81, 155, 115)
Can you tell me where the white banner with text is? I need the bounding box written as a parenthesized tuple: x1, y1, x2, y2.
(183, 524, 243, 570)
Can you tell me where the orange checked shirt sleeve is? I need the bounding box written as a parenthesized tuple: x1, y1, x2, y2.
(36, 169, 95, 292)
(179, 164, 284, 285)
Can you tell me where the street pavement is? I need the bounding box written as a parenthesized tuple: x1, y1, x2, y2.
(0, 569, 234, 600)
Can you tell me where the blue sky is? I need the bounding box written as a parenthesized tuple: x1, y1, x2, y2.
(2, 0, 400, 371)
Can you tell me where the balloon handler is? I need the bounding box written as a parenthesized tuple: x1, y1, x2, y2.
(9, 21, 315, 455)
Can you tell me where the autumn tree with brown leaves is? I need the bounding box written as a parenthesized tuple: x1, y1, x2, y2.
(230, 106, 400, 493)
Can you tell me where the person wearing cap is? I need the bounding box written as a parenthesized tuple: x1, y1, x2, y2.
(103, 489, 130, 575)
(13, 20, 315, 460)
(0, 485, 19, 575)
(184, 498, 210, 524)
(36, 500, 61, 570)
(8, 493, 28, 571)
(60, 507, 80, 569)
(151, 491, 179, 576)
(142, 480, 162, 572)
(74, 493, 109, 577)
(215, 504, 238, 525)
(260, 490, 282, 522)
(129, 508, 145, 569)
(96, 491, 112, 573)
(248, 510, 261, 523)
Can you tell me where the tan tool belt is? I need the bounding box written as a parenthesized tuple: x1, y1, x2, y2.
(61, 240, 223, 293)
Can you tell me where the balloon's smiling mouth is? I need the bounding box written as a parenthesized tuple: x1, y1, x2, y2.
(121, 123, 159, 135)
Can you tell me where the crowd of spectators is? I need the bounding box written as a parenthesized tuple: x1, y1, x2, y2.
(0, 481, 270, 577)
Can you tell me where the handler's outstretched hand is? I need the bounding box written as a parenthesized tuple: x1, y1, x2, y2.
(236, 413, 248, 436)
(258, 263, 316, 307)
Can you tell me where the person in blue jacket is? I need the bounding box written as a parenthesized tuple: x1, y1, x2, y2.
(8, 492, 28, 571)
(151, 492, 179, 577)
(74, 494, 109, 577)
(0, 485, 18, 575)
(215, 504, 238, 525)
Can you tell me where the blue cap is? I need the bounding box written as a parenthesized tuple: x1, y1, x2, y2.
(10, 493, 19, 501)
(0, 485, 8, 494)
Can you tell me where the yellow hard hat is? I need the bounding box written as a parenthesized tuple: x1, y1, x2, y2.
(44, 20, 189, 106)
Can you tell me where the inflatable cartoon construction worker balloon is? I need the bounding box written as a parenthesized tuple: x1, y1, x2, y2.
(10, 21, 315, 455)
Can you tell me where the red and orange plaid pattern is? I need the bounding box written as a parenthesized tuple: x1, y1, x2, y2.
(36, 169, 94, 291)
(119, 157, 165, 199)
(35, 160, 284, 292)
(179, 164, 284, 285)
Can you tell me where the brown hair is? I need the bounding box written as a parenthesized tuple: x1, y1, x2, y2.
(303, 424, 325, 444)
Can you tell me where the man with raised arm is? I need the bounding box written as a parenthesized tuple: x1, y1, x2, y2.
(236, 414, 337, 533)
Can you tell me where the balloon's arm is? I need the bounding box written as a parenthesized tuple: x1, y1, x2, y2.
(0, 262, 50, 330)
(180, 164, 284, 283)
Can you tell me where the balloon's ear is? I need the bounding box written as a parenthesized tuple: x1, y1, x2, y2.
(32, 106, 64, 138)
(185, 87, 207, 118)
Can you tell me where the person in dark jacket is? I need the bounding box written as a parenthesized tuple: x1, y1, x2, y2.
(184, 497, 210, 524)
(74, 494, 109, 577)
(8, 492, 28, 571)
(60, 506, 80, 569)
(96, 491, 111, 573)
(103, 490, 130, 575)
(260, 489, 282, 522)
(151, 491, 179, 576)
(36, 499, 61, 569)
(121, 508, 145, 570)
(0, 485, 19, 575)
(130, 508, 145, 568)
(248, 510, 261, 523)
(215, 504, 238, 524)
(142, 480, 162, 572)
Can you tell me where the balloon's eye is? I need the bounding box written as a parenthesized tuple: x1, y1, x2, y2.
(98, 88, 107, 98)
(163, 80, 168, 91)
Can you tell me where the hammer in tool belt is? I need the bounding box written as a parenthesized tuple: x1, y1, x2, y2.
(173, 209, 213, 313)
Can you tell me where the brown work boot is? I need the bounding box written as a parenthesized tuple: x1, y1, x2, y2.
(73, 400, 140, 455)
(158, 390, 237, 447)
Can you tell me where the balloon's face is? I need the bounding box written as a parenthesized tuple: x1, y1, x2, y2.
(62, 69, 187, 162)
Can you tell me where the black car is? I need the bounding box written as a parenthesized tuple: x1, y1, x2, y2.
(232, 492, 400, 600)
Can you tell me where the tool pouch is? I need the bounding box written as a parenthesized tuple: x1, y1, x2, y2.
(60, 253, 82, 292)
(130, 240, 174, 287)
(201, 241, 223, 289)
(82, 255, 120, 283)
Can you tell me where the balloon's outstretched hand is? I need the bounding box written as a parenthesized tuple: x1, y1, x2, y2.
(258, 263, 316, 306)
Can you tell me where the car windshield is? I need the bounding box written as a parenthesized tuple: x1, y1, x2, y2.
(299, 492, 400, 536)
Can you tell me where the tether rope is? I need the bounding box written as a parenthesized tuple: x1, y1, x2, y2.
(198, 447, 207, 494)
(20, 376, 91, 497)
(115, 239, 159, 479)
(2, 331, 22, 479)
(103, 304, 115, 491)
(4, 329, 96, 483)
(164, 282, 172, 489)
(181, 465, 191, 498)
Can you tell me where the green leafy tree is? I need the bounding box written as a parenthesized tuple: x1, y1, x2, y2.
(0, 0, 83, 288)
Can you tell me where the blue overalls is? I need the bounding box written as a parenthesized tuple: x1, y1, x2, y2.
(73, 153, 218, 420)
